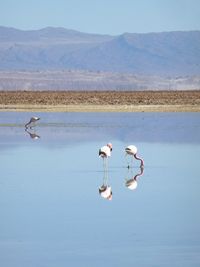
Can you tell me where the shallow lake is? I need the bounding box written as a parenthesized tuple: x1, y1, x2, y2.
(0, 112, 200, 267)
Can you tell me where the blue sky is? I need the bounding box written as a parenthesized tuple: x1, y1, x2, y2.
(0, 0, 200, 34)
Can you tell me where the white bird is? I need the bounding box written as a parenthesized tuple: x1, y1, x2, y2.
(125, 145, 144, 167)
(99, 143, 112, 158)
(25, 117, 40, 129)
(99, 143, 112, 176)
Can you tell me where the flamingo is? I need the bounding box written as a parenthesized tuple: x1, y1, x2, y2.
(99, 143, 112, 172)
(99, 143, 112, 158)
(25, 117, 40, 129)
(99, 143, 112, 167)
(125, 145, 144, 168)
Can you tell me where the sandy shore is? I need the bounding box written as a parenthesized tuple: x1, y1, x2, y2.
(0, 91, 200, 112)
(0, 104, 200, 112)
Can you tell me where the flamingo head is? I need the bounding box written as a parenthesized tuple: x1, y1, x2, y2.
(125, 145, 137, 155)
(107, 143, 113, 151)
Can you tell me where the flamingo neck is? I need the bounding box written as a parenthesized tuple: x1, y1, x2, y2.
(134, 153, 144, 167)
(134, 167, 144, 181)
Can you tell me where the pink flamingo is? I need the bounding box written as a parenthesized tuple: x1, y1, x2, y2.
(25, 117, 40, 129)
(99, 143, 112, 171)
(99, 143, 112, 158)
(125, 145, 144, 168)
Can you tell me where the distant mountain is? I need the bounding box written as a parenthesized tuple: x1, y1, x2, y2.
(75, 32, 200, 75)
(0, 26, 200, 76)
(0, 26, 112, 43)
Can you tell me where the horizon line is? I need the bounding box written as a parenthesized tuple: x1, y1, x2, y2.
(0, 25, 200, 36)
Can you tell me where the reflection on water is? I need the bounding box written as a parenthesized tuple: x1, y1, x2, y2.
(99, 166, 113, 200)
(99, 158, 112, 201)
(1, 112, 200, 144)
(0, 112, 200, 267)
(99, 184, 113, 201)
(25, 128, 40, 139)
(24, 116, 41, 139)
(125, 166, 144, 191)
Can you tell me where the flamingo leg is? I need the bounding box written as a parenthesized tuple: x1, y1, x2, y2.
(125, 153, 130, 168)
(102, 157, 107, 185)
(105, 158, 109, 180)
(125, 154, 134, 168)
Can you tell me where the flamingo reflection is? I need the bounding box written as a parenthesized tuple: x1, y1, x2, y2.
(125, 166, 144, 190)
(25, 128, 40, 139)
(99, 184, 112, 200)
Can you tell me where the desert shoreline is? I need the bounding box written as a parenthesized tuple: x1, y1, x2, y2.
(0, 104, 200, 112)
(0, 90, 200, 112)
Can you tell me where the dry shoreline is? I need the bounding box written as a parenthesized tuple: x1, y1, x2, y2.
(0, 104, 200, 112)
(0, 91, 200, 112)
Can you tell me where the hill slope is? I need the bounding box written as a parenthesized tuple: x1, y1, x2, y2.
(0, 26, 200, 75)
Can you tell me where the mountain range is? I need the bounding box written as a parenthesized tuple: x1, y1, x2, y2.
(0, 26, 200, 75)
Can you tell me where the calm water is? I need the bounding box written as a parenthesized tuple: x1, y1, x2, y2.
(0, 112, 200, 267)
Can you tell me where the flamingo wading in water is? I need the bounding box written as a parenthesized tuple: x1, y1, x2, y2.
(25, 117, 40, 129)
(125, 145, 144, 168)
(99, 143, 112, 175)
(99, 143, 112, 160)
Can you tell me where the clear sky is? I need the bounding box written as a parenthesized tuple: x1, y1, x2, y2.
(0, 0, 200, 34)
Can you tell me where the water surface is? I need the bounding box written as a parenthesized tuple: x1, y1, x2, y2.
(0, 112, 200, 267)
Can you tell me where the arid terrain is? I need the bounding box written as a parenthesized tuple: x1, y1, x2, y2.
(0, 90, 200, 112)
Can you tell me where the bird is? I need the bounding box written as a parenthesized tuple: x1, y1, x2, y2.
(125, 145, 144, 167)
(99, 143, 112, 174)
(25, 117, 40, 129)
(99, 143, 112, 158)
(99, 143, 113, 192)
